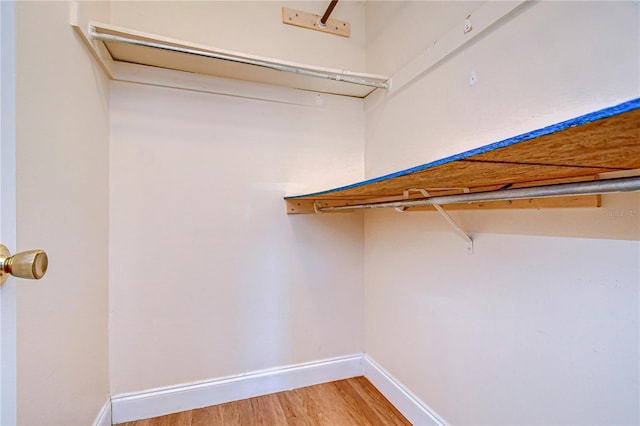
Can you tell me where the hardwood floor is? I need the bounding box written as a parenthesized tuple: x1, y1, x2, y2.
(116, 376, 411, 426)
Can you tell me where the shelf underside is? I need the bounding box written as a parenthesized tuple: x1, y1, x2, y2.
(91, 23, 388, 98)
(286, 99, 640, 214)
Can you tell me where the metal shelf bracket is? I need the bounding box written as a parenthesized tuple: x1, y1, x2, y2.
(396, 189, 473, 254)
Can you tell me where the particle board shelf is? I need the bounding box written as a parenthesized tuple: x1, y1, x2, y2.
(285, 98, 640, 214)
(75, 21, 389, 98)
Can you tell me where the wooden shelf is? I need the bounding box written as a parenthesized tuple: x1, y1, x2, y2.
(285, 99, 640, 214)
(76, 21, 389, 98)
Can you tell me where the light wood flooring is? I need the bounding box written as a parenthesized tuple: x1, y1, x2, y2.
(116, 376, 411, 426)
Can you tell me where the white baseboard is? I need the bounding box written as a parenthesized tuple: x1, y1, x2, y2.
(92, 399, 112, 426)
(111, 354, 363, 424)
(111, 354, 446, 425)
(363, 355, 447, 426)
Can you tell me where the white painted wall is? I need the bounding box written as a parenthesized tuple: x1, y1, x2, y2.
(109, 1, 366, 72)
(366, 1, 639, 177)
(14, 1, 110, 424)
(365, 1, 639, 424)
(9, 1, 638, 423)
(109, 81, 365, 393)
(107, 0, 366, 396)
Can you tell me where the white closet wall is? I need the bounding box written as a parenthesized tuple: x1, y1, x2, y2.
(13, 1, 110, 424)
(107, 0, 367, 394)
(364, 1, 639, 424)
(11, 1, 638, 424)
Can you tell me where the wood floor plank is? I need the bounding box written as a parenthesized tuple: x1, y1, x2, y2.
(291, 388, 330, 426)
(132, 411, 192, 426)
(115, 376, 410, 426)
(331, 379, 380, 426)
(159, 411, 192, 426)
(295, 379, 363, 425)
(191, 403, 223, 426)
(251, 393, 288, 425)
(276, 390, 314, 426)
(219, 398, 254, 425)
(348, 376, 412, 426)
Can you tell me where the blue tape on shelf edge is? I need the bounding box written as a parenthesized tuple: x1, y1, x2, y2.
(284, 98, 640, 200)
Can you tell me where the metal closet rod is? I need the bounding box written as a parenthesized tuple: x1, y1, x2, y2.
(90, 30, 389, 90)
(317, 176, 640, 212)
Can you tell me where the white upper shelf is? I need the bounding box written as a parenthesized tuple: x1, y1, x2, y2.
(81, 22, 390, 98)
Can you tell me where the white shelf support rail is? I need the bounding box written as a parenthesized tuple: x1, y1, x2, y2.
(89, 28, 390, 91)
(396, 189, 473, 254)
(315, 176, 640, 212)
(387, 1, 527, 96)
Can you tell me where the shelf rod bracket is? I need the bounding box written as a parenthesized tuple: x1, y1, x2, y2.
(397, 189, 473, 254)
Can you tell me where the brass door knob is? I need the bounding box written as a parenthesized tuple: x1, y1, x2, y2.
(0, 244, 48, 285)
